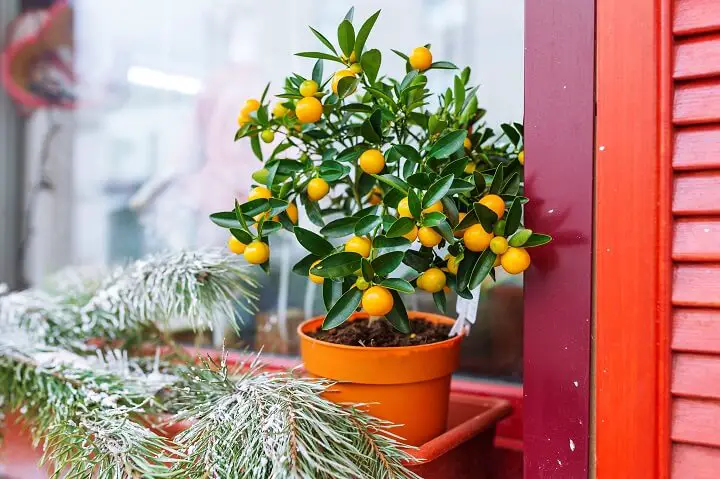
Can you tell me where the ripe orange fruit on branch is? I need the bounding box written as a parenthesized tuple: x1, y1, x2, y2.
(478, 194, 506, 218)
(307, 178, 329, 201)
(403, 225, 418, 242)
(367, 187, 383, 205)
(397, 197, 413, 218)
(359, 149, 385, 174)
(261, 130, 275, 143)
(490, 236, 509, 255)
(272, 102, 288, 118)
(409, 47, 432, 71)
(299, 80, 319, 97)
(422, 201, 443, 215)
(227, 236, 246, 254)
(332, 70, 356, 95)
(248, 186, 272, 202)
(345, 236, 372, 258)
(285, 202, 299, 224)
(500, 247, 531, 274)
(309, 260, 324, 284)
(418, 226, 442, 247)
(518, 150, 525, 165)
(295, 97, 323, 123)
(463, 137, 472, 150)
(362, 286, 394, 316)
(446, 255, 459, 275)
(464, 224, 494, 252)
(243, 241, 270, 264)
(419, 267, 446, 293)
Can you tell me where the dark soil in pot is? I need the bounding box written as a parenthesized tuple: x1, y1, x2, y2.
(308, 317, 451, 347)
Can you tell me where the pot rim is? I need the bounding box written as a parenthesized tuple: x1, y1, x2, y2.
(297, 311, 464, 352)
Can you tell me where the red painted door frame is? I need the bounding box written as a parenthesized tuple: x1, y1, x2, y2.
(524, 0, 595, 477)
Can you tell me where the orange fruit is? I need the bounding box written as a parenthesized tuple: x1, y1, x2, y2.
(248, 186, 272, 202)
(454, 212, 468, 238)
(349, 63, 363, 74)
(362, 286, 394, 316)
(464, 163, 476, 174)
(243, 241, 270, 264)
(422, 201, 443, 215)
(493, 255, 502, 268)
(332, 70, 356, 95)
(272, 102, 288, 118)
(299, 80, 319, 97)
(309, 260, 324, 284)
(228, 236, 246, 254)
(478, 194, 506, 218)
(409, 47, 433, 71)
(261, 130, 275, 143)
(418, 226, 442, 247)
(501, 247, 531, 274)
(419, 267, 446, 293)
(463, 224, 494, 252)
(463, 137, 472, 150)
(359, 149, 385, 174)
(244, 99, 260, 112)
(397, 197, 413, 218)
(285, 202, 299, 224)
(403, 225, 418, 242)
(367, 187, 383, 205)
(355, 277, 370, 290)
(446, 255, 459, 275)
(307, 178, 330, 201)
(345, 236, 372, 258)
(518, 150, 525, 165)
(237, 110, 252, 126)
(490, 236, 509, 255)
(295, 97, 323, 123)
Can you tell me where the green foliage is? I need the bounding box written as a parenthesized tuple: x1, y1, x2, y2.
(213, 8, 551, 332)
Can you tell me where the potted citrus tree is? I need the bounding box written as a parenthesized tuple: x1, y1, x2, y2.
(211, 7, 550, 446)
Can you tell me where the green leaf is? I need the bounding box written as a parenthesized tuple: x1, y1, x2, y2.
(374, 174, 409, 195)
(429, 61, 458, 70)
(337, 76, 359, 98)
(448, 178, 475, 194)
(434, 221, 456, 244)
(474, 171, 486, 193)
(443, 157, 469, 177)
(320, 217, 359, 238)
(312, 59, 324, 85)
(300, 194, 325, 227)
(408, 189, 422, 218)
(337, 20, 355, 56)
(422, 174, 454, 208)
(522, 233, 552, 247)
(501, 172, 521, 196)
(455, 210, 479, 232)
(294, 226, 334, 256)
(354, 10, 380, 56)
(292, 253, 319, 277)
(407, 173, 432, 190)
(361, 111, 383, 143)
(371, 251, 404, 276)
(344, 6, 355, 21)
(457, 251, 479, 292)
(421, 212, 446, 227)
(323, 280, 343, 312)
(391, 49, 409, 61)
(241, 198, 270, 216)
(319, 160, 350, 182)
(309, 27, 338, 55)
(393, 144, 421, 163)
(250, 134, 263, 161)
(354, 215, 382, 236)
(433, 290, 447, 314)
(361, 49, 382, 84)
(341, 103, 373, 113)
(453, 75, 465, 113)
(296, 51, 343, 63)
(403, 250, 432, 272)
(469, 249, 497, 289)
(441, 197, 459, 226)
(209, 211, 242, 229)
(501, 123, 521, 146)
(230, 228, 253, 244)
(505, 198, 523, 237)
(489, 164, 505, 194)
(311, 252, 362, 279)
(473, 203, 499, 233)
(353, 204, 380, 218)
(429, 130, 467, 159)
(379, 278, 414, 294)
(386, 217, 415, 238)
(268, 198, 289, 217)
(399, 70, 419, 92)
(361, 258, 374, 282)
(384, 290, 411, 333)
(322, 287, 363, 330)
(508, 228, 533, 247)
(261, 221, 282, 235)
(373, 235, 411, 253)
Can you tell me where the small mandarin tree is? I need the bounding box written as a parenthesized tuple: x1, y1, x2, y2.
(212, 7, 550, 334)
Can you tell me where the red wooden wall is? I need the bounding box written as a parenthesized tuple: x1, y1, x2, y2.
(671, 1, 720, 477)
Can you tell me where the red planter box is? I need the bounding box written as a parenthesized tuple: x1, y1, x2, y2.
(0, 393, 509, 478)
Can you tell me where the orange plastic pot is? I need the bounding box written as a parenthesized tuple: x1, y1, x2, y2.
(298, 311, 463, 446)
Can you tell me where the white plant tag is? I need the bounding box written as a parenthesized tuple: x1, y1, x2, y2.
(449, 285, 482, 337)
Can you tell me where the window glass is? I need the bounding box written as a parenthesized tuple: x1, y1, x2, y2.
(17, 0, 524, 381)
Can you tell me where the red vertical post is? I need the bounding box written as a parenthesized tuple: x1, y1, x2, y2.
(523, 0, 595, 477)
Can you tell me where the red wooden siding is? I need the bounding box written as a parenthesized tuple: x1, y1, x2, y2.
(672, 1, 720, 474)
